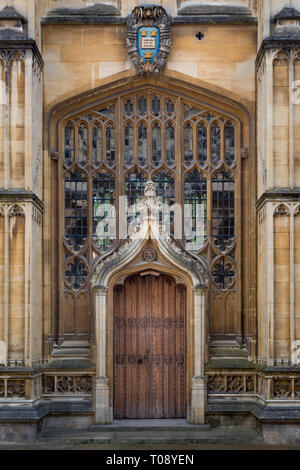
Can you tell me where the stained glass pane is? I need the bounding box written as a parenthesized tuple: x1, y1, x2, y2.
(64, 169, 88, 250)
(64, 122, 74, 164)
(65, 258, 88, 290)
(92, 123, 102, 164)
(153, 170, 175, 235)
(152, 123, 162, 166)
(138, 123, 148, 165)
(225, 123, 235, 166)
(106, 123, 116, 165)
(184, 124, 193, 164)
(93, 172, 116, 252)
(197, 123, 207, 166)
(211, 123, 221, 166)
(78, 123, 88, 165)
(151, 96, 161, 117)
(138, 96, 147, 116)
(184, 169, 207, 251)
(166, 123, 175, 165)
(165, 99, 174, 117)
(125, 171, 147, 236)
(124, 99, 133, 116)
(124, 123, 134, 165)
(212, 170, 235, 251)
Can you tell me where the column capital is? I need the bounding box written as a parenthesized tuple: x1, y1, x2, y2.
(94, 286, 108, 296)
(193, 286, 208, 296)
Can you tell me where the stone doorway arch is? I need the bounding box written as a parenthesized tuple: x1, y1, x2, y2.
(91, 182, 209, 424)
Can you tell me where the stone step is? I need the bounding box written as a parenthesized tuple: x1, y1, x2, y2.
(38, 426, 262, 445)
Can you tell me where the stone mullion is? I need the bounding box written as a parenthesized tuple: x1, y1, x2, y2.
(266, 203, 275, 366)
(290, 207, 295, 362)
(4, 205, 9, 365)
(3, 55, 10, 190)
(266, 50, 274, 190)
(24, 205, 32, 366)
(24, 49, 33, 190)
(289, 51, 295, 189)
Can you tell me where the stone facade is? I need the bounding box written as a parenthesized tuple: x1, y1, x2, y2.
(0, 0, 300, 444)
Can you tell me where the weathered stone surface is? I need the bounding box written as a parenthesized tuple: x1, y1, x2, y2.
(0, 6, 26, 22)
(46, 3, 121, 18)
(178, 4, 252, 17)
(274, 7, 300, 22)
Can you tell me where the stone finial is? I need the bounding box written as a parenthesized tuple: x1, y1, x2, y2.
(0, 5, 27, 39)
(273, 7, 300, 28)
(144, 181, 157, 199)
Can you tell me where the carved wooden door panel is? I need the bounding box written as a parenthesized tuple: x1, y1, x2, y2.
(114, 273, 186, 419)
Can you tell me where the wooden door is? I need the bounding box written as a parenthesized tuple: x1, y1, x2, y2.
(114, 273, 186, 419)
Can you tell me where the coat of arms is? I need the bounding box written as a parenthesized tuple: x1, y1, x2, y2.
(126, 5, 171, 75)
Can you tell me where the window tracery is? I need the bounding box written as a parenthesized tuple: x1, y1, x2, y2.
(59, 88, 241, 343)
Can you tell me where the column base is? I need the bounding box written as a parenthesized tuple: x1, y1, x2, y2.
(188, 376, 207, 425)
(93, 377, 113, 424)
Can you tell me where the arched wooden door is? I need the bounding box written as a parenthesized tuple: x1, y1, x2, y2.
(114, 273, 186, 419)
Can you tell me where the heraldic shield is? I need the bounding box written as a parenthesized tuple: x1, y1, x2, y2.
(126, 5, 171, 75)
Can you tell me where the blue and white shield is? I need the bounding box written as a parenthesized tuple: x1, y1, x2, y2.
(137, 26, 160, 62)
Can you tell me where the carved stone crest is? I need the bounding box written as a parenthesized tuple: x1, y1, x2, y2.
(126, 5, 171, 75)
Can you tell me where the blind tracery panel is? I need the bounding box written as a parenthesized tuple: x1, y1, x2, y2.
(59, 88, 241, 344)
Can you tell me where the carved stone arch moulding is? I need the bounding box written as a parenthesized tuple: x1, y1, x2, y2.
(126, 5, 171, 75)
(90, 182, 209, 425)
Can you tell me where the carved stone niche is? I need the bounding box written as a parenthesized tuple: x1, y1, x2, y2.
(126, 5, 171, 75)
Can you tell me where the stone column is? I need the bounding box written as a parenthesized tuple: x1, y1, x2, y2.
(94, 286, 112, 424)
(189, 287, 207, 424)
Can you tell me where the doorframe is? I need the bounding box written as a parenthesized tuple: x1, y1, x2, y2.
(91, 184, 209, 424)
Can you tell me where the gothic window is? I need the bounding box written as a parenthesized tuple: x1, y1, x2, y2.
(92, 171, 116, 252)
(92, 123, 102, 165)
(64, 122, 74, 165)
(152, 123, 162, 166)
(78, 123, 88, 165)
(106, 123, 116, 166)
(184, 169, 207, 251)
(212, 170, 235, 251)
(59, 88, 241, 343)
(211, 122, 221, 166)
(197, 123, 207, 166)
(225, 122, 235, 166)
(64, 169, 88, 251)
(184, 123, 193, 164)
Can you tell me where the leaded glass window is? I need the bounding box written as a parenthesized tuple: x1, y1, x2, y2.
(93, 172, 116, 252)
(124, 123, 134, 165)
(138, 123, 148, 165)
(92, 123, 102, 165)
(166, 123, 175, 165)
(211, 122, 221, 166)
(225, 122, 235, 166)
(106, 123, 116, 166)
(64, 169, 88, 250)
(212, 170, 235, 251)
(64, 122, 74, 164)
(197, 123, 207, 166)
(184, 169, 207, 251)
(184, 124, 193, 164)
(59, 88, 241, 344)
(152, 123, 162, 166)
(78, 123, 88, 165)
